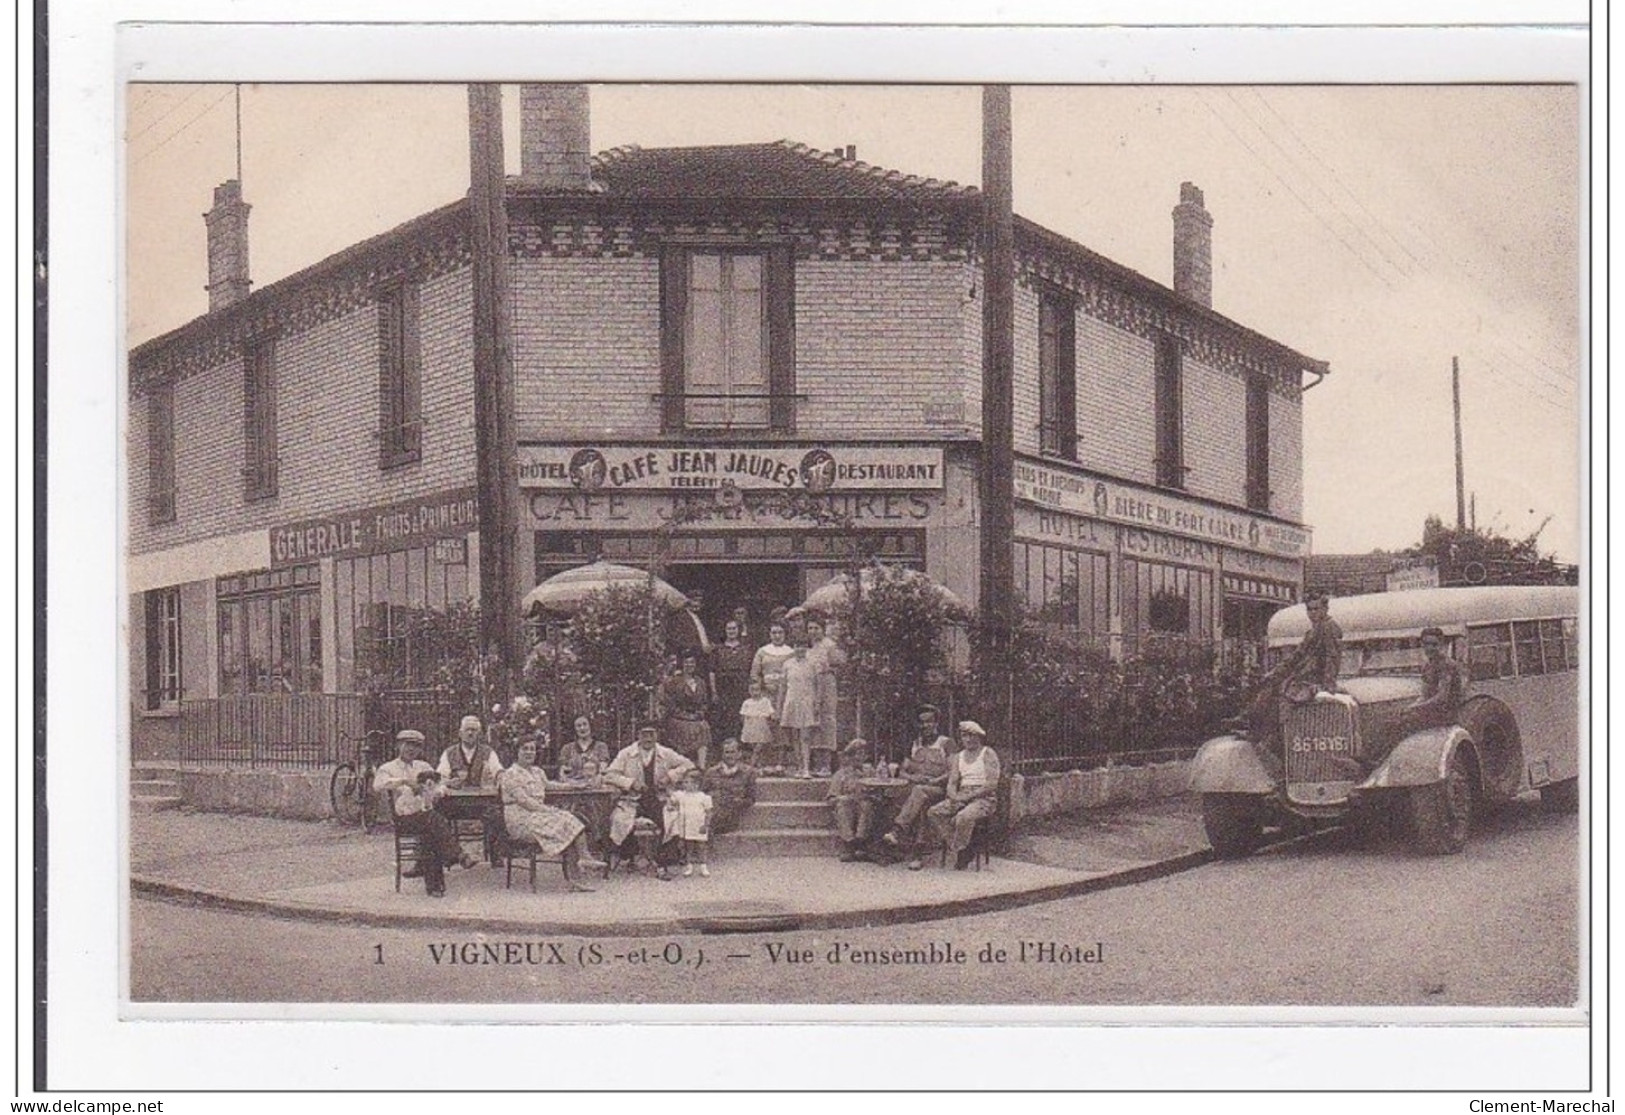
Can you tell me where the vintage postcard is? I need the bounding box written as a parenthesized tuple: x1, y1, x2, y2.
(43, 13, 1599, 1094)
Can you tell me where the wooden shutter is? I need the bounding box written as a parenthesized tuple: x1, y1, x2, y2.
(766, 244, 796, 433)
(659, 248, 688, 432)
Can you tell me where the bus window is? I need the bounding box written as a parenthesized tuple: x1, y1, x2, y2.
(1467, 623, 1514, 681)
(1563, 617, 1580, 669)
(1538, 619, 1568, 674)
(1513, 620, 1547, 677)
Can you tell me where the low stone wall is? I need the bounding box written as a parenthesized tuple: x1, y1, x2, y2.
(1009, 760, 1190, 823)
(169, 767, 334, 822)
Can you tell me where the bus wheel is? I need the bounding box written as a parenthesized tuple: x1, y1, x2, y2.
(1202, 794, 1265, 859)
(1540, 778, 1579, 814)
(1409, 749, 1474, 855)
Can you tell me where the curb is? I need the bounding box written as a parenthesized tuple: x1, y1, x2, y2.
(131, 847, 1215, 937)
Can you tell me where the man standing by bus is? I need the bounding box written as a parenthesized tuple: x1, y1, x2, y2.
(1407, 625, 1471, 730)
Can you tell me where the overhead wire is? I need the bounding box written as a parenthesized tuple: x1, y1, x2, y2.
(127, 86, 204, 144)
(132, 88, 233, 167)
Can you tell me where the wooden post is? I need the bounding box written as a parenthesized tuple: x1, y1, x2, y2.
(977, 85, 1017, 760)
(468, 84, 521, 675)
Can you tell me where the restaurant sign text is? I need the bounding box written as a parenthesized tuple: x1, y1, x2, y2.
(517, 445, 944, 492)
(269, 486, 479, 567)
(1013, 458, 1310, 558)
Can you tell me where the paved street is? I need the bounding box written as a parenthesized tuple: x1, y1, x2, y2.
(131, 796, 1578, 1007)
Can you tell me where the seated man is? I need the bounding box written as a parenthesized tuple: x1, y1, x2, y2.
(828, 739, 878, 863)
(372, 729, 475, 897)
(603, 722, 696, 879)
(438, 714, 505, 789)
(879, 722, 953, 856)
(924, 721, 1002, 871)
(1407, 625, 1471, 731)
(703, 738, 759, 836)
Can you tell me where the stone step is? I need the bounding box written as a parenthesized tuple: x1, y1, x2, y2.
(712, 828, 843, 858)
(132, 794, 184, 813)
(739, 800, 833, 830)
(754, 776, 832, 803)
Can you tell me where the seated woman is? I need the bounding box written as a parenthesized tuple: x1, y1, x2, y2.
(498, 739, 596, 892)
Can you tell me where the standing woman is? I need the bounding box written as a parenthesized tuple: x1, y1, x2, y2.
(805, 617, 845, 778)
(750, 622, 796, 770)
(777, 640, 821, 778)
(659, 651, 714, 769)
(710, 619, 755, 745)
(498, 739, 595, 892)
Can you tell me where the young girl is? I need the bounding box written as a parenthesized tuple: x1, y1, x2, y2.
(738, 678, 778, 771)
(664, 768, 714, 877)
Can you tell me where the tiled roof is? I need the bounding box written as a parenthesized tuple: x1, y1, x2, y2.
(1305, 553, 1398, 597)
(588, 140, 979, 202)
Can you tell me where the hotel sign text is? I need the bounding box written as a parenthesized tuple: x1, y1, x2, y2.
(1013, 459, 1309, 559)
(518, 445, 944, 492)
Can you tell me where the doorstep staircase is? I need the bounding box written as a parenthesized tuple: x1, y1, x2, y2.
(712, 776, 842, 858)
(131, 761, 184, 813)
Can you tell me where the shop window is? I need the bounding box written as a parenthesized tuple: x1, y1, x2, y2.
(1245, 374, 1270, 511)
(335, 547, 470, 692)
(217, 565, 320, 695)
(147, 384, 176, 524)
(243, 336, 278, 501)
(378, 284, 422, 468)
(1015, 541, 1110, 645)
(661, 246, 795, 433)
(1154, 334, 1186, 490)
(1038, 290, 1078, 459)
(144, 587, 181, 709)
(1123, 557, 1213, 653)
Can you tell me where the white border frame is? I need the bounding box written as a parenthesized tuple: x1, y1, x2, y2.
(35, 7, 1602, 1095)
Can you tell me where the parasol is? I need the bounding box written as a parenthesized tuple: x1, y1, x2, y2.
(787, 566, 970, 619)
(522, 560, 690, 615)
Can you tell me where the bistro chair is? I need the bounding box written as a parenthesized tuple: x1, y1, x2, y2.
(390, 800, 424, 893)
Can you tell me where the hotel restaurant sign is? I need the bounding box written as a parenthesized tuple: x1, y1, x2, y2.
(269, 486, 479, 568)
(518, 445, 944, 493)
(1014, 459, 1310, 559)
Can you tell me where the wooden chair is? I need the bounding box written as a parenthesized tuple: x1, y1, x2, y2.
(497, 808, 611, 892)
(390, 800, 424, 892)
(939, 776, 1012, 871)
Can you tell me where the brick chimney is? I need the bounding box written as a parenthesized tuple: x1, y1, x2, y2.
(203, 179, 251, 312)
(519, 84, 592, 189)
(1171, 181, 1213, 308)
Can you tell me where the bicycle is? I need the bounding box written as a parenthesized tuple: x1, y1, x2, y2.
(330, 730, 389, 830)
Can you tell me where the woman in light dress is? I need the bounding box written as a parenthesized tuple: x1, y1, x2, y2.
(750, 622, 797, 770)
(777, 641, 821, 778)
(499, 739, 595, 891)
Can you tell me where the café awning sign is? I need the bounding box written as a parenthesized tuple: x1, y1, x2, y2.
(518, 445, 944, 493)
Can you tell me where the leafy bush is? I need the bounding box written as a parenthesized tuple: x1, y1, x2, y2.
(563, 583, 664, 740)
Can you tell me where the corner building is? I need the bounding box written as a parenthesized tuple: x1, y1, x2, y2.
(127, 87, 1321, 760)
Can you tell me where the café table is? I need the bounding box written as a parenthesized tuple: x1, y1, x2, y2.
(545, 785, 617, 866)
(859, 776, 912, 847)
(436, 786, 500, 862)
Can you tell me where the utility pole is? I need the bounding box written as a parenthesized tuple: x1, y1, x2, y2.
(468, 84, 521, 675)
(977, 85, 1016, 755)
(1453, 355, 1466, 531)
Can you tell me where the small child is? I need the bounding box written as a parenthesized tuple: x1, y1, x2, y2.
(739, 678, 777, 771)
(398, 769, 444, 815)
(561, 756, 604, 789)
(665, 768, 714, 877)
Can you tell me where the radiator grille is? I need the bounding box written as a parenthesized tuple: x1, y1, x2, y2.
(1283, 699, 1362, 805)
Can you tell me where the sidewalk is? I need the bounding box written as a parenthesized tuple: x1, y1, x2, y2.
(131, 795, 1212, 935)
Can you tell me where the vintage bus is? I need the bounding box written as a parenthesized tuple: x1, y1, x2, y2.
(1189, 585, 1580, 856)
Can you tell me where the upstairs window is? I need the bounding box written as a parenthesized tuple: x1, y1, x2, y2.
(1154, 333, 1186, 489)
(243, 337, 278, 500)
(1245, 374, 1271, 511)
(144, 586, 181, 709)
(661, 246, 795, 433)
(1038, 290, 1078, 459)
(147, 384, 176, 524)
(378, 284, 423, 468)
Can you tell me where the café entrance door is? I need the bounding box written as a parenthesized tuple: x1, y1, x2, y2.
(667, 562, 802, 644)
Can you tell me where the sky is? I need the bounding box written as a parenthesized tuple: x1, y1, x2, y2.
(125, 83, 1583, 562)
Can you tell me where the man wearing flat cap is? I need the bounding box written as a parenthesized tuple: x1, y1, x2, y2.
(438, 714, 505, 789)
(925, 721, 1002, 870)
(373, 729, 474, 896)
(604, 722, 696, 878)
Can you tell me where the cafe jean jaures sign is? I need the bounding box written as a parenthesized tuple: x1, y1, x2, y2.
(517, 445, 944, 493)
(269, 486, 479, 568)
(1014, 458, 1310, 559)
